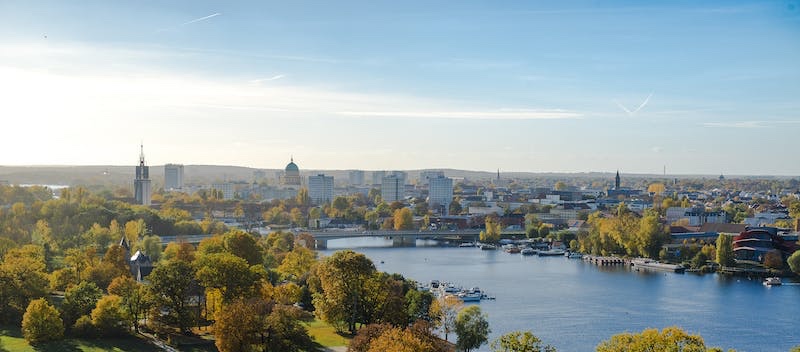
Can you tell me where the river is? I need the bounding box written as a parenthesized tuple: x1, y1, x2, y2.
(319, 238, 800, 352)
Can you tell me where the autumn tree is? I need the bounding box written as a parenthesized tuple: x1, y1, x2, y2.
(91, 295, 129, 336)
(480, 216, 502, 243)
(312, 250, 377, 334)
(0, 245, 49, 323)
(393, 208, 415, 231)
(22, 298, 64, 344)
(434, 295, 463, 341)
(214, 298, 313, 352)
(277, 245, 317, 281)
(491, 331, 556, 352)
(595, 327, 708, 352)
(367, 326, 438, 352)
(455, 305, 490, 352)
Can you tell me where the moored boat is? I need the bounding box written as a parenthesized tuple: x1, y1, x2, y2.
(538, 248, 566, 256)
(521, 248, 536, 256)
(480, 243, 497, 250)
(763, 277, 782, 286)
(459, 242, 477, 248)
(631, 258, 685, 273)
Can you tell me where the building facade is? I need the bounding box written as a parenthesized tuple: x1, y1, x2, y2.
(348, 170, 364, 186)
(164, 164, 184, 190)
(428, 176, 453, 214)
(134, 145, 152, 206)
(420, 170, 445, 186)
(308, 174, 334, 205)
(381, 175, 403, 202)
(211, 182, 234, 200)
(371, 171, 386, 187)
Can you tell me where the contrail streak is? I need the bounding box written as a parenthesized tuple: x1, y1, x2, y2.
(614, 92, 653, 116)
(180, 13, 221, 26)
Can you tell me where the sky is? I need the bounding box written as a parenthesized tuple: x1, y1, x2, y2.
(1, 0, 799, 175)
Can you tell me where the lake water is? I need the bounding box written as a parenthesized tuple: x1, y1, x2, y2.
(320, 238, 800, 352)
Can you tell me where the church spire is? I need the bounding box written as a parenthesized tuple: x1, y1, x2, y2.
(615, 170, 621, 190)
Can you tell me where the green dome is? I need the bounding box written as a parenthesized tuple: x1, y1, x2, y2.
(285, 159, 299, 172)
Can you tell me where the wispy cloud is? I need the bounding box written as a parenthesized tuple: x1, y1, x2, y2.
(702, 120, 800, 128)
(334, 108, 580, 120)
(702, 121, 766, 128)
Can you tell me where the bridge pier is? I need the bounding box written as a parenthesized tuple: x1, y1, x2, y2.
(392, 236, 416, 247)
(315, 239, 327, 250)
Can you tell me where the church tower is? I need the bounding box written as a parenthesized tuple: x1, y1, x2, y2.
(615, 170, 621, 190)
(134, 144, 152, 206)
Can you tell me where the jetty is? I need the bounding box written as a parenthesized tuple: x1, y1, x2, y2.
(583, 255, 625, 266)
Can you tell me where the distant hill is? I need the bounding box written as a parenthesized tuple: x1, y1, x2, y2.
(0, 165, 789, 189)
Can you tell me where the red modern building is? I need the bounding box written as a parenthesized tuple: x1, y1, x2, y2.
(732, 227, 799, 263)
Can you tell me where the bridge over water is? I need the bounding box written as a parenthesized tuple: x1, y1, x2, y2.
(305, 229, 526, 249)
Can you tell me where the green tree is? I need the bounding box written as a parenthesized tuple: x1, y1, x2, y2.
(195, 252, 261, 304)
(455, 305, 490, 352)
(716, 234, 735, 267)
(312, 250, 376, 334)
(61, 281, 102, 328)
(491, 331, 556, 352)
(136, 235, 162, 263)
(107, 276, 148, 333)
(788, 250, 800, 275)
(296, 187, 311, 207)
(147, 259, 196, 332)
(763, 249, 784, 270)
(596, 327, 707, 352)
(222, 230, 265, 266)
(393, 208, 415, 231)
(22, 298, 64, 344)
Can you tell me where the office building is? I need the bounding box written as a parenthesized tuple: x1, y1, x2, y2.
(428, 176, 453, 214)
(348, 170, 365, 186)
(372, 171, 386, 187)
(308, 174, 334, 205)
(420, 170, 445, 186)
(381, 175, 403, 202)
(164, 164, 184, 190)
(211, 182, 234, 200)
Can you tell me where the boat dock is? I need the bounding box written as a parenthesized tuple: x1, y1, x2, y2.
(583, 255, 626, 266)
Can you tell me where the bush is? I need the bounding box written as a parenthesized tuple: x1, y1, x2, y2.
(72, 315, 97, 337)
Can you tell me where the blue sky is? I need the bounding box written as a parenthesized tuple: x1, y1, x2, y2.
(1, 1, 799, 175)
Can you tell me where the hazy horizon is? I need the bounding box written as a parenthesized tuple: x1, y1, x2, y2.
(1, 1, 798, 175)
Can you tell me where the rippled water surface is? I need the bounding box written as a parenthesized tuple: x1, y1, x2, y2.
(320, 238, 800, 352)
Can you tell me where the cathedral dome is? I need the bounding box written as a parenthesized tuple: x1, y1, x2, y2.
(285, 158, 299, 174)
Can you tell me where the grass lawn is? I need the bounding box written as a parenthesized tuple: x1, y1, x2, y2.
(0, 325, 160, 352)
(303, 319, 350, 348)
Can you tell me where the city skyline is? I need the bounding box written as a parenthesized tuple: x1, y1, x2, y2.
(1, 1, 799, 175)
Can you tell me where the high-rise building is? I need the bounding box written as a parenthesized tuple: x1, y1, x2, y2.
(372, 171, 386, 187)
(164, 164, 184, 190)
(381, 175, 403, 203)
(420, 170, 445, 186)
(389, 171, 407, 186)
(308, 174, 334, 205)
(134, 145, 152, 206)
(348, 170, 365, 186)
(428, 176, 453, 214)
(211, 182, 234, 200)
